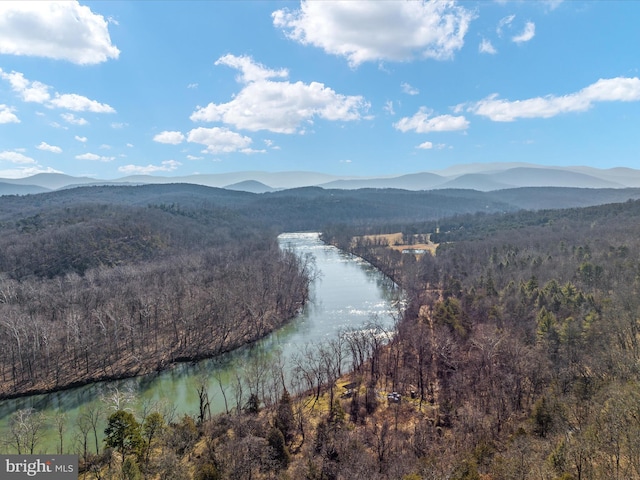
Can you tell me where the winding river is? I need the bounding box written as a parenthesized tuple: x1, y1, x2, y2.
(0, 232, 400, 453)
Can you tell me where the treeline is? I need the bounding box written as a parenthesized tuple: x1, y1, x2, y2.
(0, 198, 311, 397)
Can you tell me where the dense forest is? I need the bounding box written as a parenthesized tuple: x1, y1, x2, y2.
(3, 185, 640, 479)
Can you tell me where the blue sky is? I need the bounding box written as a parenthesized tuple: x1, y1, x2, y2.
(0, 0, 639, 179)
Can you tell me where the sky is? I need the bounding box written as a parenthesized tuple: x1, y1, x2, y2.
(0, 0, 639, 180)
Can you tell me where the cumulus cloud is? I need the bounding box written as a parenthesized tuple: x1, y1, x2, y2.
(190, 54, 369, 134)
(417, 141, 433, 149)
(0, 68, 115, 113)
(118, 160, 181, 175)
(512, 21, 535, 44)
(468, 77, 640, 121)
(0, 70, 50, 102)
(479, 38, 497, 54)
(49, 93, 114, 113)
(61, 113, 88, 125)
(187, 127, 261, 154)
(0, 1, 119, 64)
(75, 152, 115, 162)
(0, 150, 36, 164)
(75, 135, 87, 142)
(383, 101, 395, 115)
(401, 82, 419, 95)
(0, 104, 19, 123)
(153, 131, 185, 145)
(273, 0, 474, 67)
(36, 141, 62, 153)
(394, 107, 469, 133)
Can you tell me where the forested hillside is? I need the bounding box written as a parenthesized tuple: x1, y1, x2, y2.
(317, 198, 640, 479)
(0, 190, 311, 397)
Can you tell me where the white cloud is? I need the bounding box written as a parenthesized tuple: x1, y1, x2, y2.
(417, 141, 433, 149)
(401, 82, 419, 95)
(187, 127, 259, 154)
(0, 68, 115, 113)
(36, 141, 62, 154)
(126, 143, 134, 147)
(153, 130, 185, 145)
(111, 122, 126, 129)
(75, 152, 115, 162)
(0, 104, 19, 123)
(118, 160, 182, 175)
(61, 113, 88, 125)
(99, 144, 111, 150)
(187, 83, 198, 89)
(0, 70, 50, 102)
(479, 38, 497, 54)
(0, 1, 119, 64)
(273, 0, 474, 67)
(512, 21, 535, 44)
(383, 100, 395, 115)
(215, 54, 288, 83)
(497, 14, 515, 37)
(75, 135, 87, 143)
(191, 54, 369, 133)
(394, 107, 469, 133)
(186, 155, 204, 160)
(0, 166, 62, 179)
(468, 77, 640, 121)
(49, 93, 115, 113)
(0, 151, 36, 164)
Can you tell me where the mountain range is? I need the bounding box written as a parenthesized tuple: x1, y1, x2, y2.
(3, 163, 640, 195)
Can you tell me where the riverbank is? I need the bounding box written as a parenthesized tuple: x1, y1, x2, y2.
(0, 303, 306, 400)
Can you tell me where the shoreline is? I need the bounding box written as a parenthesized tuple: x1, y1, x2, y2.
(0, 306, 304, 402)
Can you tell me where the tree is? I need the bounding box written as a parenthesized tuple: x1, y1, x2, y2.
(54, 412, 67, 454)
(532, 396, 554, 438)
(245, 393, 260, 414)
(274, 388, 295, 445)
(122, 456, 142, 480)
(142, 411, 165, 464)
(8, 408, 44, 454)
(104, 410, 143, 460)
(267, 426, 291, 471)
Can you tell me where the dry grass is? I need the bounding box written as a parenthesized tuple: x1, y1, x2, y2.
(353, 232, 438, 256)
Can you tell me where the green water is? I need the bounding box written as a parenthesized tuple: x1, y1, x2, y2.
(0, 233, 401, 454)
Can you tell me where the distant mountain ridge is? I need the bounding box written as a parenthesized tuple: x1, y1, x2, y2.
(3, 163, 640, 195)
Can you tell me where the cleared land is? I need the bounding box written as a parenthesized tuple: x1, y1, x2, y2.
(353, 232, 438, 255)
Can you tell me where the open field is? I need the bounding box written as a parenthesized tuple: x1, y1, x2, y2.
(353, 232, 438, 255)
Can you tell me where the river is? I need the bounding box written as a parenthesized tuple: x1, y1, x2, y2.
(0, 232, 401, 454)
